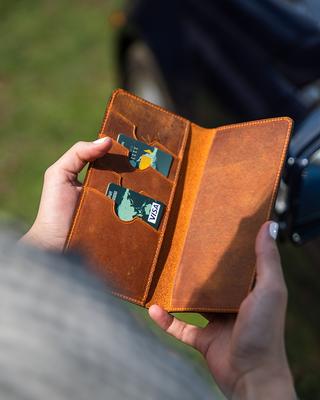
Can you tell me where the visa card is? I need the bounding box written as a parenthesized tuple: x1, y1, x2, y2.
(106, 183, 165, 229)
(117, 134, 173, 177)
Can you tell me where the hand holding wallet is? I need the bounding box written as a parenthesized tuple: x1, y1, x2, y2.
(65, 89, 293, 313)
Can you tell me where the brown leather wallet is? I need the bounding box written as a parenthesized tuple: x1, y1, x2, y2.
(65, 88, 293, 313)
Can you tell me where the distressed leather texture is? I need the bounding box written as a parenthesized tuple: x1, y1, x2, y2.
(65, 89, 293, 312)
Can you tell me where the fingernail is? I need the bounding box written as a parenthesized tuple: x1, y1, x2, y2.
(93, 137, 111, 144)
(269, 221, 279, 240)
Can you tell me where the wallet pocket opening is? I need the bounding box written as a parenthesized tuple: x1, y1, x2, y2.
(121, 162, 174, 184)
(68, 187, 161, 304)
(149, 140, 177, 158)
(121, 167, 173, 205)
(91, 162, 173, 206)
(101, 110, 137, 140)
(91, 139, 174, 205)
(94, 140, 133, 173)
(150, 141, 181, 182)
(147, 141, 179, 182)
(88, 169, 122, 196)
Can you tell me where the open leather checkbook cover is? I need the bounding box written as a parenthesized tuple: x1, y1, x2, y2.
(65, 89, 292, 313)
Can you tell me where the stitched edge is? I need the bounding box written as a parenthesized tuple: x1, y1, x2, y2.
(111, 291, 238, 312)
(216, 116, 293, 131)
(171, 116, 293, 311)
(246, 117, 293, 301)
(100, 89, 189, 132)
(164, 307, 238, 312)
(111, 109, 137, 127)
(64, 92, 119, 251)
(100, 89, 188, 158)
(66, 185, 154, 307)
(110, 291, 145, 306)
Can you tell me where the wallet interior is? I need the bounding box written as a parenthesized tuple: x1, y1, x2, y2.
(66, 89, 292, 312)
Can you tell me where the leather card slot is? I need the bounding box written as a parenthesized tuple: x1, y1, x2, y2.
(90, 138, 173, 204)
(149, 140, 177, 158)
(134, 126, 182, 158)
(109, 134, 178, 183)
(88, 169, 122, 195)
(147, 140, 179, 181)
(121, 167, 173, 205)
(100, 110, 136, 141)
(88, 140, 132, 194)
(69, 187, 161, 305)
(93, 140, 133, 173)
(110, 89, 189, 157)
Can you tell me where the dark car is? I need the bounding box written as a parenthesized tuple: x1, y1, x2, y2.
(116, 0, 320, 243)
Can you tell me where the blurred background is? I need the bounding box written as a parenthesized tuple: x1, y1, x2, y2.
(1, 0, 320, 398)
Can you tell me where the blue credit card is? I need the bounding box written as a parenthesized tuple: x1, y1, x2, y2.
(117, 134, 173, 177)
(106, 183, 165, 229)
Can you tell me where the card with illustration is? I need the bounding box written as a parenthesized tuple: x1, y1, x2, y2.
(117, 134, 173, 177)
(106, 183, 165, 229)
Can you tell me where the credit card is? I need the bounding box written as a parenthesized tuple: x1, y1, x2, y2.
(106, 183, 165, 229)
(117, 134, 173, 177)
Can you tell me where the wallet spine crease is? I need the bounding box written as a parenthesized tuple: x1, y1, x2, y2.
(139, 122, 190, 304)
(166, 125, 215, 310)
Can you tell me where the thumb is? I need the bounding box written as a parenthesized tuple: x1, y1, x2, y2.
(254, 221, 286, 293)
(47, 137, 112, 180)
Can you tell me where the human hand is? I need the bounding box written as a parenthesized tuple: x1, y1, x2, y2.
(21, 137, 112, 252)
(149, 222, 297, 399)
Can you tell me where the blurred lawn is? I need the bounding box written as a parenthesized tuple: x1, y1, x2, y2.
(0, 0, 123, 227)
(0, 1, 222, 398)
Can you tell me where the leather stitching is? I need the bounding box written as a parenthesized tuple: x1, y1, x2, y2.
(100, 89, 188, 131)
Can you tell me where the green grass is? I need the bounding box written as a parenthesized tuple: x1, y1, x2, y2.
(0, 0, 123, 227)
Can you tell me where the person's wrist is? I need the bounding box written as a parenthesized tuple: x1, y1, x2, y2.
(20, 223, 50, 250)
(232, 365, 296, 400)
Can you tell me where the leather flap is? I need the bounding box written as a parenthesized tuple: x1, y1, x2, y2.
(171, 118, 292, 311)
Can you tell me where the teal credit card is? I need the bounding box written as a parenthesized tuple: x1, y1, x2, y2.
(106, 183, 165, 229)
(117, 134, 173, 177)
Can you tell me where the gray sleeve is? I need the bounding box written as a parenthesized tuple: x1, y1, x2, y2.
(0, 232, 218, 400)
